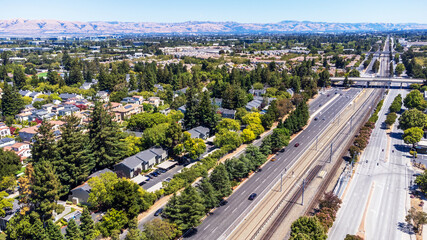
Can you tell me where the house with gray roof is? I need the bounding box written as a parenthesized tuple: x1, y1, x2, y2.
(217, 108, 236, 119)
(114, 147, 168, 178)
(0, 200, 21, 230)
(68, 169, 114, 205)
(18, 90, 32, 97)
(187, 126, 210, 140)
(249, 88, 266, 97)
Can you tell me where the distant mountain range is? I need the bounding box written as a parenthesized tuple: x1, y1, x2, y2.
(0, 19, 426, 36)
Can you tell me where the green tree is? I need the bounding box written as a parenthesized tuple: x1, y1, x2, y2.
(209, 164, 232, 200)
(88, 172, 119, 209)
(0, 148, 21, 179)
(13, 66, 27, 89)
(389, 94, 402, 113)
(373, 59, 380, 73)
(198, 91, 218, 129)
(88, 102, 126, 169)
(46, 219, 65, 240)
(318, 69, 330, 87)
(183, 137, 206, 159)
(403, 127, 424, 148)
(406, 207, 427, 233)
(31, 160, 61, 221)
(0, 191, 13, 217)
(67, 60, 84, 86)
(164, 122, 183, 149)
(47, 68, 61, 85)
(163, 186, 205, 231)
(214, 130, 242, 149)
(143, 218, 179, 240)
(344, 234, 363, 240)
(30, 217, 48, 239)
(31, 121, 57, 164)
(98, 208, 129, 237)
(65, 219, 82, 240)
(385, 112, 397, 128)
(1, 83, 24, 116)
(199, 178, 219, 211)
(289, 216, 327, 240)
(241, 128, 256, 143)
(398, 109, 427, 130)
(80, 207, 97, 240)
(395, 63, 405, 76)
(56, 115, 91, 194)
(184, 87, 200, 129)
(216, 118, 240, 132)
(404, 90, 427, 111)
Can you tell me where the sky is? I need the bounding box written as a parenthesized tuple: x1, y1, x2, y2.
(1, 0, 426, 24)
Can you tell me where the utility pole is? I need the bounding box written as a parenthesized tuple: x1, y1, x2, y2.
(330, 143, 333, 163)
(302, 179, 305, 206)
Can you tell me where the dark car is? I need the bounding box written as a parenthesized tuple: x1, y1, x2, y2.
(219, 200, 228, 206)
(154, 208, 163, 217)
(294, 143, 300, 147)
(327, 94, 330, 97)
(248, 193, 257, 200)
(314, 117, 318, 121)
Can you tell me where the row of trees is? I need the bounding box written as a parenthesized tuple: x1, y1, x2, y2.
(164, 146, 267, 232)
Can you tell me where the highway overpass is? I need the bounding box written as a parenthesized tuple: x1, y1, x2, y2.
(331, 77, 424, 85)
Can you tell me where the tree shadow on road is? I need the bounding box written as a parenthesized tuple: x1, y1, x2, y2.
(397, 222, 415, 235)
(390, 131, 403, 140)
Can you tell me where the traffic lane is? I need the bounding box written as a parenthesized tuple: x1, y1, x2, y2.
(309, 88, 345, 114)
(188, 89, 362, 239)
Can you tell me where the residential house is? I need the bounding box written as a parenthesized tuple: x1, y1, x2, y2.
(216, 108, 236, 119)
(41, 104, 55, 113)
(212, 98, 223, 107)
(68, 169, 114, 205)
(51, 105, 65, 114)
(132, 96, 144, 104)
(15, 112, 32, 122)
(4, 142, 31, 161)
(147, 97, 164, 107)
(154, 84, 164, 91)
(28, 92, 42, 102)
(187, 126, 210, 140)
(0, 200, 20, 230)
(249, 88, 266, 97)
(121, 97, 140, 105)
(96, 91, 109, 102)
(286, 88, 294, 97)
(58, 105, 80, 116)
(112, 104, 142, 121)
(114, 147, 168, 177)
(103, 102, 122, 111)
(59, 93, 82, 102)
(18, 90, 32, 97)
(0, 137, 15, 148)
(178, 105, 186, 114)
(245, 98, 264, 111)
(0, 123, 11, 138)
(19, 125, 39, 142)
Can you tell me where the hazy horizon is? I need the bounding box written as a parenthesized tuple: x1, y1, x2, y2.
(1, 0, 426, 24)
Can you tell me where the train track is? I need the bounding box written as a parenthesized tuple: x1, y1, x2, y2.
(257, 88, 384, 240)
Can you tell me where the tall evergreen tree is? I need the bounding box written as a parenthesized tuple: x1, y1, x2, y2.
(128, 73, 137, 91)
(56, 115, 91, 194)
(88, 102, 126, 170)
(184, 87, 200, 129)
(31, 160, 61, 221)
(198, 92, 217, 129)
(209, 164, 232, 200)
(67, 60, 84, 86)
(65, 219, 82, 240)
(199, 178, 218, 211)
(80, 207, 96, 240)
(31, 121, 57, 164)
(1, 83, 24, 116)
(164, 186, 205, 231)
(46, 219, 65, 240)
(13, 66, 27, 89)
(30, 217, 48, 239)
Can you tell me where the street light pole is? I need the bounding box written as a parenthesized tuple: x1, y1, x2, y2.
(330, 143, 333, 163)
(280, 173, 283, 192)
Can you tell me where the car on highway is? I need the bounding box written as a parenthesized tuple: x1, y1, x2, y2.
(218, 200, 228, 206)
(271, 157, 277, 162)
(257, 168, 262, 172)
(154, 208, 163, 216)
(327, 94, 330, 97)
(294, 143, 300, 147)
(314, 117, 318, 121)
(248, 193, 257, 200)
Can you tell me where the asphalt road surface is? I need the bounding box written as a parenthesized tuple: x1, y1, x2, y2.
(186, 88, 363, 240)
(329, 86, 413, 240)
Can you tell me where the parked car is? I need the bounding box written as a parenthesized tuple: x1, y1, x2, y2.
(248, 193, 257, 200)
(154, 208, 163, 216)
(165, 177, 172, 182)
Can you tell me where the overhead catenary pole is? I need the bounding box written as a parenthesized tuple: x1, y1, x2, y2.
(302, 179, 305, 206)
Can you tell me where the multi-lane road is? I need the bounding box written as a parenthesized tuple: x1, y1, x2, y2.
(186, 88, 365, 240)
(329, 86, 413, 240)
